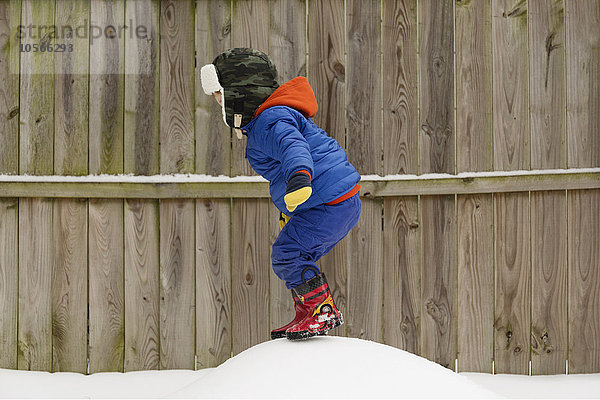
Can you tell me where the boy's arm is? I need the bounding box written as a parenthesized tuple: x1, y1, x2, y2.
(263, 116, 314, 212)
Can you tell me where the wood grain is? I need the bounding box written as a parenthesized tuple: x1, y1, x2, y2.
(565, 0, 600, 168)
(89, 0, 124, 175)
(52, 198, 87, 373)
(347, 199, 383, 341)
(18, 198, 53, 371)
(0, 199, 18, 369)
(231, 199, 270, 355)
(231, 0, 269, 177)
(456, 0, 493, 172)
(419, 0, 454, 174)
(88, 199, 124, 373)
(160, 0, 195, 175)
(196, 199, 231, 369)
(568, 189, 600, 373)
(420, 195, 456, 369)
(0, 0, 20, 174)
(124, 199, 160, 371)
(346, 0, 381, 174)
(383, 197, 420, 354)
(492, 0, 530, 171)
(124, 0, 159, 176)
(195, 0, 231, 175)
(308, 0, 346, 147)
(19, 0, 54, 175)
(529, 0, 566, 169)
(54, 0, 89, 176)
(159, 200, 195, 370)
(531, 191, 567, 374)
(269, 0, 306, 82)
(457, 194, 493, 373)
(382, 0, 417, 175)
(494, 192, 530, 374)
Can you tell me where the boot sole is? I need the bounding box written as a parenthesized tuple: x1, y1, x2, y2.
(270, 331, 287, 340)
(286, 317, 343, 341)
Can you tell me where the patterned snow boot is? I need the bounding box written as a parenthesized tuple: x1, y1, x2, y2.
(285, 268, 343, 340)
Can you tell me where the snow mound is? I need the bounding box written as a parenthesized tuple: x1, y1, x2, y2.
(170, 336, 500, 399)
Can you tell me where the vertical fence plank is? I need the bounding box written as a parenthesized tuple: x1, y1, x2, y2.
(383, 197, 420, 354)
(124, 199, 160, 371)
(0, 0, 19, 174)
(0, 0, 20, 370)
(196, 199, 231, 369)
(568, 189, 600, 373)
(492, 0, 530, 171)
(419, 0, 454, 174)
(268, 206, 292, 338)
(231, 199, 270, 355)
(159, 0, 195, 370)
(195, 0, 231, 176)
(88, 199, 124, 373)
(124, 0, 159, 176)
(89, 0, 125, 374)
(456, 0, 492, 173)
(383, 0, 417, 175)
(346, 0, 383, 342)
(89, 0, 124, 175)
(529, 0, 566, 170)
(420, 195, 456, 369)
(17, 0, 55, 372)
(457, 194, 493, 373)
(531, 191, 567, 374)
(309, 0, 348, 337)
(494, 192, 530, 374)
(0, 199, 18, 369)
(51, 0, 90, 374)
(566, 0, 600, 168)
(231, 0, 269, 177)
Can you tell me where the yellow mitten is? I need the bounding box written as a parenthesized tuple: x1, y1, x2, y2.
(279, 212, 290, 230)
(284, 170, 312, 212)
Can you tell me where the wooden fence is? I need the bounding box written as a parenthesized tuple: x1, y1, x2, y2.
(0, 0, 599, 375)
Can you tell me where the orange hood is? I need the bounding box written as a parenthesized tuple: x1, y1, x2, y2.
(254, 77, 318, 119)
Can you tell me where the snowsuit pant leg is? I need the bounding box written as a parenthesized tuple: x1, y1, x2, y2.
(271, 193, 361, 289)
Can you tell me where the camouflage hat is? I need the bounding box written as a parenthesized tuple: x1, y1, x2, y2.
(210, 48, 279, 131)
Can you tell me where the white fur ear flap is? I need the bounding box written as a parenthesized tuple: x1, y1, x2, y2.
(200, 64, 223, 95)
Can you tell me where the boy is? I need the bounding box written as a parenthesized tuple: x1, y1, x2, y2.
(200, 48, 361, 340)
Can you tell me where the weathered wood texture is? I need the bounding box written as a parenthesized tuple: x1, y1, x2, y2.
(531, 191, 567, 374)
(456, 0, 493, 173)
(419, 0, 454, 174)
(231, 199, 270, 355)
(494, 192, 531, 374)
(383, 0, 417, 175)
(529, 0, 566, 169)
(195, 0, 231, 175)
(457, 194, 494, 373)
(196, 199, 231, 369)
(309, 0, 348, 338)
(568, 190, 600, 373)
(383, 197, 420, 353)
(89, 0, 124, 175)
(88, 199, 124, 373)
(492, 0, 530, 171)
(0, 0, 20, 174)
(270, 0, 306, 82)
(420, 195, 456, 369)
(565, 0, 600, 168)
(0, 199, 18, 369)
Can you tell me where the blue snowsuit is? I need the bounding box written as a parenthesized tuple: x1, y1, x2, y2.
(242, 77, 362, 288)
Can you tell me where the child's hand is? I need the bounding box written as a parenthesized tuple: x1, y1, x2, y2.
(284, 170, 312, 212)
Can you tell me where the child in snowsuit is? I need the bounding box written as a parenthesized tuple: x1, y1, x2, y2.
(201, 48, 361, 340)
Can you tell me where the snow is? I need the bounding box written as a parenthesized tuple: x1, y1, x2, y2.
(0, 167, 597, 184)
(1, 337, 599, 399)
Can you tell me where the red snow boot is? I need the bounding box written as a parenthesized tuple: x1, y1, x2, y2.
(285, 269, 343, 340)
(270, 291, 309, 339)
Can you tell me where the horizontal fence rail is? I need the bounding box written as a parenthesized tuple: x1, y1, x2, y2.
(1, 169, 599, 198)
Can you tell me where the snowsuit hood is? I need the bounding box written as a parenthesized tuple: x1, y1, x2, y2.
(253, 77, 318, 119)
